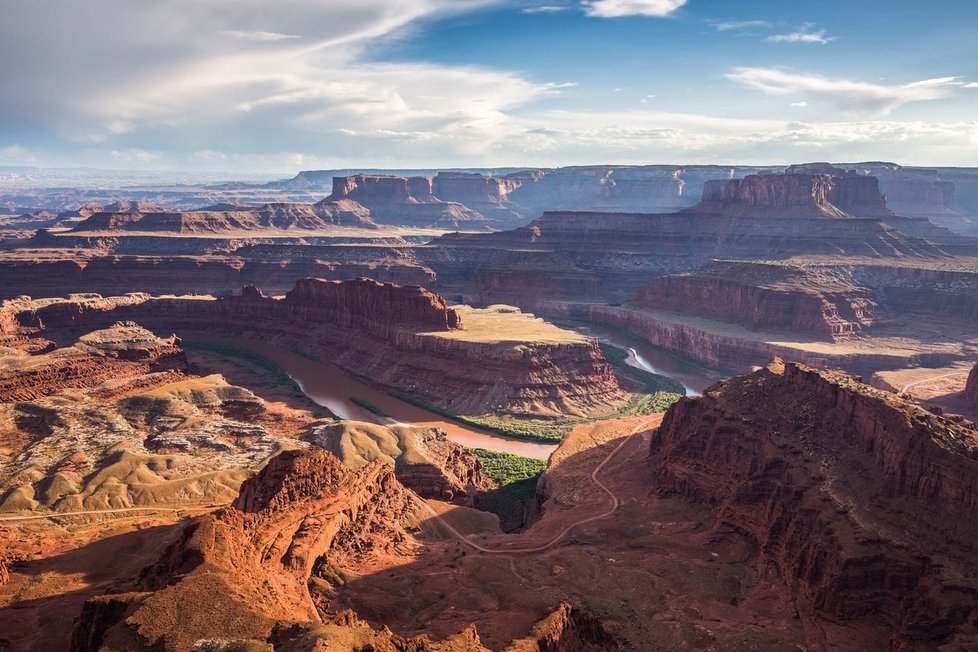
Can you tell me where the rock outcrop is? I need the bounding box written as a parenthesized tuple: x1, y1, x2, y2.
(0, 322, 186, 402)
(320, 174, 492, 230)
(70, 449, 419, 650)
(695, 168, 892, 218)
(312, 421, 493, 505)
(70, 201, 375, 233)
(634, 261, 879, 338)
(0, 321, 299, 513)
(650, 359, 978, 649)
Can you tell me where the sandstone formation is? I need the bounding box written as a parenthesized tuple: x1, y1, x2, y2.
(71, 201, 376, 233)
(70, 448, 419, 650)
(312, 421, 494, 505)
(0, 322, 186, 402)
(69, 448, 615, 651)
(1, 278, 625, 418)
(634, 261, 879, 337)
(0, 322, 305, 513)
(320, 174, 492, 230)
(695, 167, 892, 218)
(650, 359, 978, 649)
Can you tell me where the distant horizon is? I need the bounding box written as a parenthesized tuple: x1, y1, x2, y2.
(4, 159, 978, 187)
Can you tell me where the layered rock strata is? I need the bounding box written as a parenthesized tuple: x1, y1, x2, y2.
(635, 261, 879, 337)
(71, 201, 376, 233)
(650, 359, 978, 649)
(312, 421, 494, 505)
(696, 169, 892, 218)
(321, 174, 492, 230)
(0, 322, 295, 513)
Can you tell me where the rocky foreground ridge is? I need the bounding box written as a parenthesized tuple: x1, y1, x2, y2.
(650, 359, 978, 650)
(1, 278, 624, 417)
(70, 448, 618, 651)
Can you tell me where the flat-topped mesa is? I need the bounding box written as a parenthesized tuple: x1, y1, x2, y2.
(285, 277, 462, 336)
(694, 169, 892, 218)
(634, 261, 879, 338)
(69, 201, 375, 233)
(321, 174, 491, 229)
(650, 359, 978, 648)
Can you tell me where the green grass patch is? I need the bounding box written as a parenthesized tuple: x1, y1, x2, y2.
(470, 448, 546, 486)
(470, 449, 545, 532)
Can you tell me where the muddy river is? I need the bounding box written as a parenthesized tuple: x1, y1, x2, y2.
(193, 322, 725, 461)
(197, 338, 558, 460)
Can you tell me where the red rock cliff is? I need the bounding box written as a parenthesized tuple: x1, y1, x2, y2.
(634, 261, 879, 338)
(650, 359, 978, 649)
(696, 171, 892, 218)
(285, 276, 462, 337)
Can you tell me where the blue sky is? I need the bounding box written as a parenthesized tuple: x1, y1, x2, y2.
(1, 0, 976, 172)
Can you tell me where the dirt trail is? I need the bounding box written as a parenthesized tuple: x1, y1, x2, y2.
(414, 417, 656, 555)
(0, 506, 214, 522)
(899, 371, 970, 396)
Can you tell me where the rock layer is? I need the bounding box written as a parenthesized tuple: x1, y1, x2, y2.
(650, 359, 978, 649)
(635, 261, 879, 337)
(312, 421, 493, 505)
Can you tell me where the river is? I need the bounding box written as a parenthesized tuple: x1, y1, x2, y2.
(193, 323, 725, 462)
(560, 322, 729, 396)
(195, 337, 558, 460)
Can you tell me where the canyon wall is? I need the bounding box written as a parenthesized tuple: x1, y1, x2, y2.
(71, 202, 376, 233)
(584, 304, 957, 374)
(696, 170, 891, 218)
(321, 174, 492, 229)
(634, 261, 878, 337)
(649, 360, 978, 649)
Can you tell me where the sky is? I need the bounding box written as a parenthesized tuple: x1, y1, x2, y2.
(1, 0, 977, 174)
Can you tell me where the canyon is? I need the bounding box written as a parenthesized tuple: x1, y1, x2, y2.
(0, 278, 625, 418)
(2, 160, 978, 652)
(6, 357, 976, 650)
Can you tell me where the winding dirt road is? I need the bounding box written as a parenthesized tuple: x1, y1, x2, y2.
(0, 506, 212, 523)
(414, 418, 655, 555)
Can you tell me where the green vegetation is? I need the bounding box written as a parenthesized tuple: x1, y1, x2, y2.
(470, 448, 546, 486)
(349, 396, 388, 418)
(470, 449, 545, 533)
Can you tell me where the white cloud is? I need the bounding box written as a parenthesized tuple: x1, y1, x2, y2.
(767, 23, 834, 45)
(790, 101, 808, 107)
(964, 82, 978, 89)
(727, 67, 964, 115)
(583, 0, 686, 18)
(710, 19, 771, 32)
(220, 30, 301, 42)
(521, 4, 568, 13)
